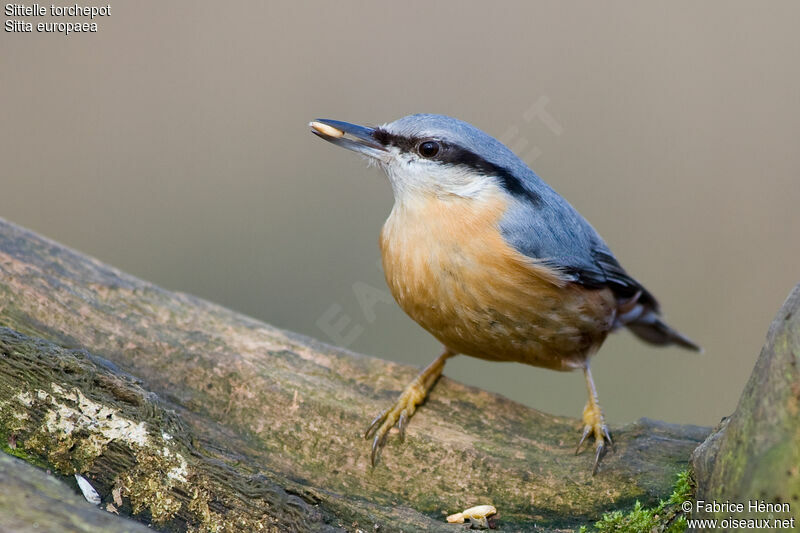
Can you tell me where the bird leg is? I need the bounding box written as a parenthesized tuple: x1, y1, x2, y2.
(575, 363, 613, 475)
(365, 348, 455, 466)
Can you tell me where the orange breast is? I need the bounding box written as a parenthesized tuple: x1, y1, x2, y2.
(380, 192, 615, 371)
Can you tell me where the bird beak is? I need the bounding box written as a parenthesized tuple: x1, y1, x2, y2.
(309, 119, 388, 160)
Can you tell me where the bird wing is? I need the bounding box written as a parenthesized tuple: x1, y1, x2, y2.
(566, 247, 660, 312)
(499, 193, 660, 311)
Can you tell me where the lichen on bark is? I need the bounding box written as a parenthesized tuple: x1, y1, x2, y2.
(0, 328, 309, 532)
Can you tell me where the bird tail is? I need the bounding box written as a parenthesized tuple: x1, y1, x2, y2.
(613, 290, 701, 352)
(627, 315, 701, 351)
(623, 306, 702, 352)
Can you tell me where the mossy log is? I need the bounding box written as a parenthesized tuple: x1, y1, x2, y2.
(0, 217, 709, 532)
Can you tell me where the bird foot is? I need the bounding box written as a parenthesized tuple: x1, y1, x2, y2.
(575, 400, 614, 475)
(364, 378, 428, 466)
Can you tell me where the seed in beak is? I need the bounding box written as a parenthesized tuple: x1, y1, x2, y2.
(309, 121, 345, 138)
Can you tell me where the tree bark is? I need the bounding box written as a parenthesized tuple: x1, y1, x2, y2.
(0, 218, 709, 532)
(0, 450, 153, 533)
(691, 284, 800, 524)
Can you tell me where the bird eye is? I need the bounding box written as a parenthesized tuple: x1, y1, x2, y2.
(417, 141, 440, 158)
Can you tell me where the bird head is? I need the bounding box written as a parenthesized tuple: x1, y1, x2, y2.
(310, 114, 542, 207)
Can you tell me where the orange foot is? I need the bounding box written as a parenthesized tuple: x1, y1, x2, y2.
(575, 364, 614, 475)
(364, 349, 453, 465)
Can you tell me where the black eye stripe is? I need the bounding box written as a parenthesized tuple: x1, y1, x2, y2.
(371, 129, 417, 152)
(371, 128, 542, 205)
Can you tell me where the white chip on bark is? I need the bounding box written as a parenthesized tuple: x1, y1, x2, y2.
(74, 473, 101, 505)
(446, 504, 497, 528)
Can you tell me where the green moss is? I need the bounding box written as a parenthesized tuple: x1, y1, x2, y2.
(580, 470, 692, 532)
(0, 438, 50, 470)
(0, 399, 49, 470)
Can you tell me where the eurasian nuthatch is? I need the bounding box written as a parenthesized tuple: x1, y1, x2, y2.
(310, 114, 700, 474)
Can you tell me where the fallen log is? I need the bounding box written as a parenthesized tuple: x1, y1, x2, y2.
(0, 217, 709, 531)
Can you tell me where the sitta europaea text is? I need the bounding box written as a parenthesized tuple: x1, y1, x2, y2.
(310, 114, 700, 474)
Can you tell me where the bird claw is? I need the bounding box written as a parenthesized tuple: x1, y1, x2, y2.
(364, 381, 426, 466)
(602, 424, 615, 453)
(397, 409, 409, 441)
(575, 425, 592, 454)
(370, 427, 389, 466)
(591, 439, 608, 476)
(576, 401, 613, 475)
(364, 408, 390, 439)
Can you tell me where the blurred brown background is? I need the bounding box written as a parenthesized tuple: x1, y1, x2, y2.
(2, 2, 798, 427)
